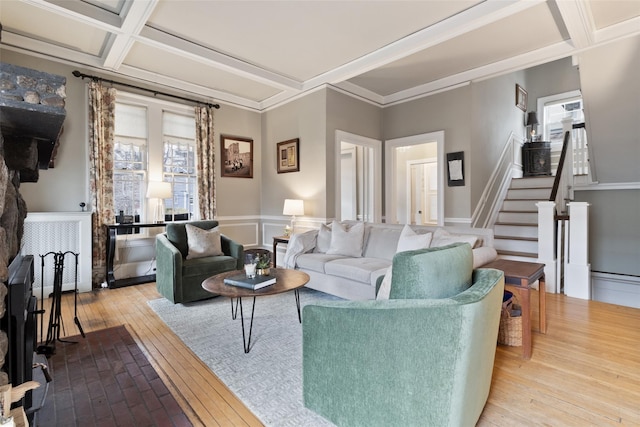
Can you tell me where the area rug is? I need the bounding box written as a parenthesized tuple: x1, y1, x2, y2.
(148, 287, 341, 427)
(36, 325, 191, 427)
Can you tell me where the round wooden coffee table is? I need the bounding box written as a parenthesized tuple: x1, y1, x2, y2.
(202, 267, 310, 353)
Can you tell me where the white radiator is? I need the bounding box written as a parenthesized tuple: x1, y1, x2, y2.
(22, 212, 92, 295)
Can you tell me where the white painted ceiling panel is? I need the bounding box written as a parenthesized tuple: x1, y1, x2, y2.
(0, 0, 639, 110)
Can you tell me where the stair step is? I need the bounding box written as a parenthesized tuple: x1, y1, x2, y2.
(495, 223, 538, 238)
(502, 199, 540, 211)
(496, 250, 538, 262)
(494, 236, 538, 254)
(509, 176, 555, 189)
(507, 187, 550, 200)
(497, 211, 538, 223)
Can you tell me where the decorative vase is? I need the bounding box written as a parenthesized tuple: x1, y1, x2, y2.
(256, 267, 270, 276)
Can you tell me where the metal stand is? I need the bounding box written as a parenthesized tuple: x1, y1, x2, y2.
(231, 289, 302, 353)
(36, 251, 84, 357)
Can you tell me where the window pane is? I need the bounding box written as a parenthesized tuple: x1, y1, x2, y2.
(113, 171, 145, 216)
(114, 137, 147, 170)
(164, 139, 195, 174)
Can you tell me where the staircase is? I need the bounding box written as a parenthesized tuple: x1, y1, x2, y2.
(494, 176, 554, 261)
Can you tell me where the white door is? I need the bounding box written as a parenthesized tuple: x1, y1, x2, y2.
(340, 147, 357, 221)
(408, 160, 438, 225)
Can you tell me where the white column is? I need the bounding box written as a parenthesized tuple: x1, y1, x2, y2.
(565, 202, 591, 299)
(537, 201, 557, 293)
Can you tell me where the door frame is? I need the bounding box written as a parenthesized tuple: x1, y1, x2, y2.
(385, 131, 444, 225)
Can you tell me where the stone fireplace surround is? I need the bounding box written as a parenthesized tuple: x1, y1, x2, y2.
(0, 58, 67, 416)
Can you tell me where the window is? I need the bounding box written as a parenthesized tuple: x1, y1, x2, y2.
(113, 93, 197, 223)
(538, 91, 584, 144)
(113, 103, 147, 218)
(163, 111, 197, 221)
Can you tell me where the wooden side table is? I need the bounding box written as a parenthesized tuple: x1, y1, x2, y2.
(483, 259, 546, 359)
(272, 235, 290, 268)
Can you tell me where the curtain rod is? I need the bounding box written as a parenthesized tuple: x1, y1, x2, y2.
(71, 70, 220, 109)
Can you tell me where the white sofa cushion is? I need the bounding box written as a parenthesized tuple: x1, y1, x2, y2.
(363, 226, 402, 260)
(326, 221, 365, 257)
(296, 253, 346, 274)
(324, 257, 391, 284)
(431, 228, 479, 249)
(314, 223, 332, 253)
(396, 224, 433, 253)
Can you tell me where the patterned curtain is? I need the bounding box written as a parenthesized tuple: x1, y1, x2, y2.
(88, 80, 116, 287)
(195, 105, 216, 219)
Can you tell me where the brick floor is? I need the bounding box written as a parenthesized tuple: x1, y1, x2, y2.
(34, 325, 192, 427)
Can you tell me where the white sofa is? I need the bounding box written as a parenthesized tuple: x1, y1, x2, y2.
(283, 221, 498, 300)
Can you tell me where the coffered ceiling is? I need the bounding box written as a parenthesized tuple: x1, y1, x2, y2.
(1, 0, 639, 111)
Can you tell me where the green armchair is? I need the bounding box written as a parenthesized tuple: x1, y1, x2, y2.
(302, 243, 505, 427)
(155, 220, 244, 303)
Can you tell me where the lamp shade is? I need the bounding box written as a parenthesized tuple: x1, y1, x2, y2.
(146, 181, 172, 199)
(526, 111, 539, 126)
(283, 199, 304, 216)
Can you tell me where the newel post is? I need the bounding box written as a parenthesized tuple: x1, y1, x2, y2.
(564, 202, 591, 299)
(537, 201, 557, 293)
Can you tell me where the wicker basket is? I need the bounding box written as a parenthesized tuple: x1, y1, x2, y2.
(498, 292, 522, 346)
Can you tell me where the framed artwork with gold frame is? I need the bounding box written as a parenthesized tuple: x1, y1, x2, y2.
(277, 138, 300, 173)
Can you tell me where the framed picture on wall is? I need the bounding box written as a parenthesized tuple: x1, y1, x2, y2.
(516, 84, 527, 112)
(447, 151, 465, 187)
(221, 135, 253, 178)
(277, 138, 300, 173)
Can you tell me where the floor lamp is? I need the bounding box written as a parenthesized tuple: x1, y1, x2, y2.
(283, 199, 304, 236)
(147, 181, 172, 223)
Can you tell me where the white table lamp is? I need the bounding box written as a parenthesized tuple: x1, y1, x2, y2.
(147, 181, 172, 223)
(283, 199, 304, 235)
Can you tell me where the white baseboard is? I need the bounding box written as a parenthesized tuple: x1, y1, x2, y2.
(591, 272, 640, 309)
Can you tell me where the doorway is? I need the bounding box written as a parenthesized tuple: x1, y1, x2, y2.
(385, 131, 444, 225)
(335, 131, 382, 222)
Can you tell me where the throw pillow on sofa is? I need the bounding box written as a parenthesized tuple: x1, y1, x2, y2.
(396, 224, 432, 253)
(314, 223, 332, 253)
(430, 228, 479, 249)
(326, 221, 365, 257)
(185, 224, 224, 259)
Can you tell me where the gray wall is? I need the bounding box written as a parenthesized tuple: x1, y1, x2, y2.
(261, 89, 327, 218)
(574, 190, 640, 276)
(578, 34, 640, 184)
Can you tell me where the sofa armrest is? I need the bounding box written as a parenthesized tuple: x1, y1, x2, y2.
(156, 234, 184, 303)
(221, 235, 244, 269)
(283, 229, 318, 268)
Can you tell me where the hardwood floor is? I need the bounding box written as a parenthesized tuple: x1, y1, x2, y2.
(49, 283, 640, 426)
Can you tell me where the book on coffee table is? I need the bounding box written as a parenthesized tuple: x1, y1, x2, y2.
(224, 274, 276, 290)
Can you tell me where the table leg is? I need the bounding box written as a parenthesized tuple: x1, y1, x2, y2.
(230, 297, 240, 320)
(538, 275, 546, 334)
(273, 241, 278, 268)
(295, 289, 301, 323)
(238, 297, 257, 354)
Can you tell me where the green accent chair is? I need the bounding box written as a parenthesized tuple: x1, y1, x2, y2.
(303, 243, 505, 427)
(155, 220, 244, 304)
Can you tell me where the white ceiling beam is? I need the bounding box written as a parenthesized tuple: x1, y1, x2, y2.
(137, 27, 302, 91)
(20, 0, 123, 31)
(554, 0, 596, 49)
(303, 0, 545, 90)
(101, 0, 159, 70)
(383, 40, 576, 106)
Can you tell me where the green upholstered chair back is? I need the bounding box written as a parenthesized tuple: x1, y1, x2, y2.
(389, 242, 473, 300)
(166, 220, 219, 258)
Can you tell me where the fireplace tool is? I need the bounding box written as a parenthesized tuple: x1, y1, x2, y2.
(36, 251, 85, 356)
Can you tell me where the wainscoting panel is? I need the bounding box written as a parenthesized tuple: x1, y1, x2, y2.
(23, 212, 92, 294)
(218, 222, 259, 247)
